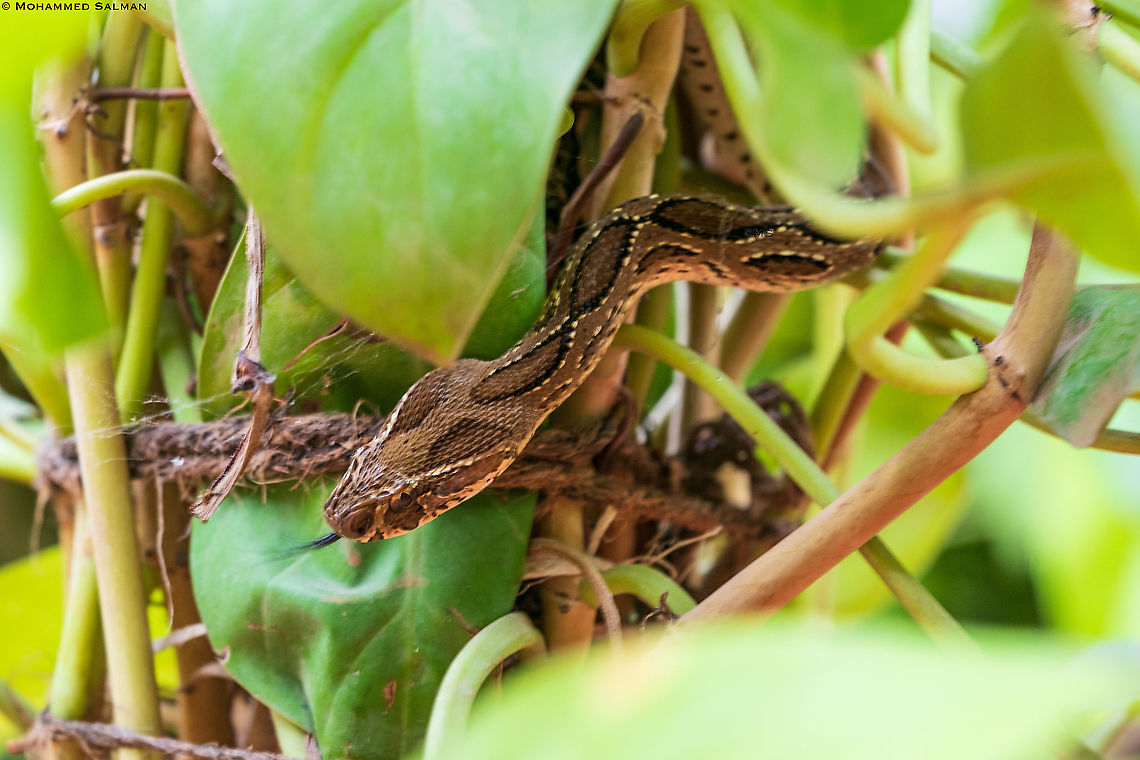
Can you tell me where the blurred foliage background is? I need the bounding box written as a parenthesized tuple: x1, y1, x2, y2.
(2, 0, 1140, 756)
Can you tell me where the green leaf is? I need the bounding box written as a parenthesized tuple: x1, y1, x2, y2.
(190, 482, 535, 760)
(175, 0, 616, 363)
(0, 14, 107, 355)
(765, 0, 910, 50)
(1030, 286, 1140, 446)
(728, 1, 867, 188)
(196, 234, 433, 417)
(460, 623, 1138, 760)
(197, 210, 543, 415)
(960, 17, 1140, 273)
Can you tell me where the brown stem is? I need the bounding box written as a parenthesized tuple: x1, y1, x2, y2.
(682, 224, 1079, 622)
(91, 87, 192, 101)
(9, 716, 290, 760)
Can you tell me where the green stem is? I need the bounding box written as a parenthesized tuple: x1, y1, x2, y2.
(48, 510, 102, 720)
(897, 0, 933, 125)
(1100, 2, 1140, 32)
(65, 344, 161, 760)
(269, 711, 309, 760)
(0, 347, 72, 433)
(579, 563, 697, 614)
(123, 30, 164, 213)
(858, 537, 973, 647)
(878, 249, 1022, 303)
(625, 284, 673, 411)
(917, 322, 1140, 456)
(606, 0, 687, 76)
(854, 65, 938, 155)
(0, 679, 35, 731)
(424, 612, 545, 760)
(699, 4, 1076, 242)
(845, 220, 989, 394)
(0, 441, 35, 484)
(155, 300, 202, 424)
(613, 323, 965, 640)
(52, 170, 210, 236)
(810, 349, 863, 459)
(0, 413, 37, 452)
(1099, 19, 1140, 85)
(116, 40, 191, 421)
(929, 29, 982, 79)
(719, 292, 790, 382)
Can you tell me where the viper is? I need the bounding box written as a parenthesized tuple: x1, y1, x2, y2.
(322, 194, 881, 542)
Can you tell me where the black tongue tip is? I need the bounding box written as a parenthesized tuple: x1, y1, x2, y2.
(307, 531, 342, 549)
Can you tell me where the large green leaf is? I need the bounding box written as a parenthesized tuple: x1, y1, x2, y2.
(191, 481, 535, 759)
(1030, 286, 1140, 446)
(196, 207, 544, 415)
(196, 234, 432, 417)
(728, 1, 868, 188)
(458, 623, 1138, 760)
(0, 16, 106, 355)
(960, 17, 1140, 273)
(766, 0, 910, 50)
(175, 0, 616, 363)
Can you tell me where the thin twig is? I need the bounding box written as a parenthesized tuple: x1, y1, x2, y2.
(9, 716, 293, 760)
(91, 87, 192, 102)
(529, 539, 624, 650)
(549, 111, 644, 274)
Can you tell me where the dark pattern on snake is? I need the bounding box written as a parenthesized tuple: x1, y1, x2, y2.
(322, 194, 882, 541)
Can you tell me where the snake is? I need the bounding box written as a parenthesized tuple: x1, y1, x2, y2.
(322, 194, 882, 542)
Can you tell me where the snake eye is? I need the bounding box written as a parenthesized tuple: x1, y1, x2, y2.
(388, 492, 416, 512)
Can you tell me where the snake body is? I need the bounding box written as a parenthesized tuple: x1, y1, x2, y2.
(323, 195, 881, 541)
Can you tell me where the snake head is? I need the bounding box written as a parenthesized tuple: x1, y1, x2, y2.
(322, 362, 530, 542)
(322, 437, 521, 541)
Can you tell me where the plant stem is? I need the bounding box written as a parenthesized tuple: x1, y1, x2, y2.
(897, 0, 933, 125)
(682, 224, 1078, 623)
(1099, 19, 1140, 84)
(48, 510, 102, 720)
(116, 39, 191, 421)
(845, 220, 989, 394)
(124, 30, 165, 208)
(52, 170, 211, 235)
(613, 324, 963, 639)
(854, 65, 938, 155)
(878, 249, 1022, 303)
(0, 681, 35, 731)
(87, 12, 145, 348)
(719, 292, 790, 382)
(423, 612, 545, 760)
(625, 284, 673, 410)
(606, 0, 688, 76)
(0, 442, 35, 485)
(579, 563, 697, 614)
(65, 343, 161, 760)
(929, 29, 982, 79)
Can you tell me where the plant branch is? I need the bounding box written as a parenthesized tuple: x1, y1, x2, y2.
(52, 170, 211, 237)
(845, 220, 989, 394)
(116, 40, 192, 420)
(423, 612, 545, 760)
(681, 223, 1079, 623)
(65, 344, 162, 760)
(1099, 18, 1140, 84)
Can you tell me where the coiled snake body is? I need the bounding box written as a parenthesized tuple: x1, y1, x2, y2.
(323, 194, 881, 541)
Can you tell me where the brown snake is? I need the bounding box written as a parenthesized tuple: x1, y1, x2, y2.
(322, 194, 882, 541)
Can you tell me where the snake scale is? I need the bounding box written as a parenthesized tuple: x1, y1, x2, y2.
(323, 194, 882, 541)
